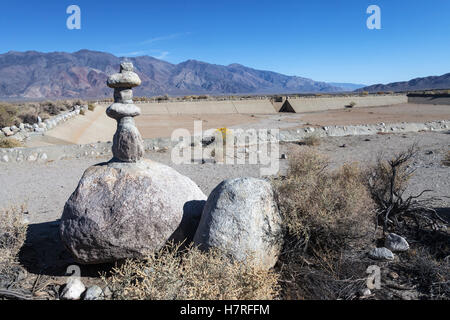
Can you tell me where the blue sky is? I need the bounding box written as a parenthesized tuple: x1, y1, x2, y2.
(1, 0, 449, 85)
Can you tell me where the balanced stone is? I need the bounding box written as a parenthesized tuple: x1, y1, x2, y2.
(107, 63, 140, 91)
(105, 62, 144, 162)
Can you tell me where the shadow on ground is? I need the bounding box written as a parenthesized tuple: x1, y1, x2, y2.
(18, 220, 113, 278)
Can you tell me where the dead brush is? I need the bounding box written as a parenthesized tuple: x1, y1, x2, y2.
(102, 242, 280, 300)
(442, 150, 450, 167)
(365, 144, 447, 233)
(272, 149, 375, 299)
(0, 138, 23, 149)
(396, 248, 450, 299)
(0, 205, 28, 277)
(274, 148, 374, 254)
(299, 134, 321, 147)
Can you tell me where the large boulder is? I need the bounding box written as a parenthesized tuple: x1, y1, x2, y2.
(193, 177, 282, 270)
(60, 159, 207, 264)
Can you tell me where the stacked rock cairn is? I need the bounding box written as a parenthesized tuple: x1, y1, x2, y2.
(106, 62, 145, 162)
(60, 61, 207, 264)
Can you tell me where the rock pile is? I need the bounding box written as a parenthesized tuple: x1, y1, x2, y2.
(60, 62, 206, 264)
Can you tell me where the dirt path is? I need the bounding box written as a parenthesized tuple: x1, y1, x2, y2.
(25, 105, 116, 147)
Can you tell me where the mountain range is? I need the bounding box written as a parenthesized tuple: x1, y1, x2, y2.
(357, 73, 450, 93)
(0, 50, 361, 99)
(1, 50, 448, 100)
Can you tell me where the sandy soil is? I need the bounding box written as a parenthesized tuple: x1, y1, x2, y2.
(297, 103, 450, 127)
(23, 103, 450, 147)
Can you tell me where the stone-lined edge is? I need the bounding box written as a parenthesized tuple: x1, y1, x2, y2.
(1, 120, 449, 164)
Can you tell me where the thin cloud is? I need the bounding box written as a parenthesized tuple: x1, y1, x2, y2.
(139, 32, 191, 45)
(117, 50, 147, 57)
(154, 51, 169, 60)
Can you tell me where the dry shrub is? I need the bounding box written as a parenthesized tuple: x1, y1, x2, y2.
(0, 205, 28, 276)
(274, 148, 374, 253)
(88, 104, 96, 111)
(103, 243, 280, 300)
(397, 249, 450, 299)
(365, 144, 446, 233)
(300, 135, 321, 146)
(280, 250, 368, 300)
(273, 149, 375, 300)
(0, 138, 23, 148)
(442, 150, 450, 167)
(0, 103, 18, 127)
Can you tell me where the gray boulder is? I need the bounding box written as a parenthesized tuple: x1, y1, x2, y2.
(193, 177, 282, 270)
(369, 247, 394, 261)
(60, 159, 207, 264)
(83, 285, 104, 300)
(385, 233, 409, 252)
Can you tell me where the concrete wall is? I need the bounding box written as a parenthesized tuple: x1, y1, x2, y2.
(138, 100, 277, 115)
(407, 96, 450, 105)
(100, 95, 409, 116)
(282, 95, 408, 113)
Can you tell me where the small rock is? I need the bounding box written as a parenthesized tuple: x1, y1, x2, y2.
(102, 286, 112, 299)
(2, 127, 13, 136)
(83, 285, 103, 300)
(60, 278, 86, 300)
(39, 153, 48, 161)
(388, 271, 399, 280)
(359, 288, 371, 297)
(401, 290, 419, 300)
(340, 144, 346, 148)
(385, 233, 409, 252)
(369, 247, 394, 261)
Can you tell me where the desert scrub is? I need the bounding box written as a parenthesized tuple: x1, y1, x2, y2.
(365, 144, 446, 233)
(272, 149, 374, 299)
(103, 243, 280, 300)
(273, 148, 374, 253)
(0, 205, 28, 276)
(0, 103, 18, 127)
(300, 134, 321, 147)
(215, 127, 229, 145)
(442, 150, 450, 167)
(0, 138, 23, 148)
(88, 104, 96, 111)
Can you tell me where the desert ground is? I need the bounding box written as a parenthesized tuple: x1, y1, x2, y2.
(1, 98, 449, 300)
